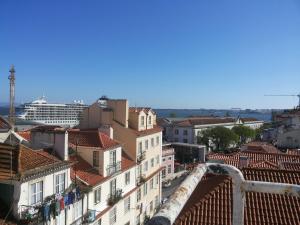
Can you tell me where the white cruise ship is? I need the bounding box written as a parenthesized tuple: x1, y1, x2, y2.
(18, 97, 88, 127)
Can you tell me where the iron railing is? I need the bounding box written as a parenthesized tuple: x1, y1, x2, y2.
(107, 189, 123, 206)
(106, 161, 121, 176)
(137, 151, 146, 163)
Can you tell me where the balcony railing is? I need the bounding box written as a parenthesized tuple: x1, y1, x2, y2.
(136, 174, 146, 186)
(137, 151, 146, 164)
(107, 189, 123, 206)
(106, 161, 121, 176)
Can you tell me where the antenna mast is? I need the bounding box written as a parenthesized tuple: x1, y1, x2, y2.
(8, 65, 16, 127)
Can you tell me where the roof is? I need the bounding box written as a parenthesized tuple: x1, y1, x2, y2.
(175, 168, 300, 225)
(30, 125, 64, 132)
(131, 126, 162, 137)
(242, 142, 281, 154)
(207, 150, 300, 170)
(68, 130, 119, 149)
(0, 143, 67, 181)
(16, 130, 31, 141)
(240, 117, 261, 122)
(174, 117, 236, 127)
(0, 117, 11, 131)
(129, 107, 155, 115)
(70, 152, 135, 187)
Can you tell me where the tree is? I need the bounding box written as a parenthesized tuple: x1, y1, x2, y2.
(232, 125, 255, 145)
(198, 127, 238, 152)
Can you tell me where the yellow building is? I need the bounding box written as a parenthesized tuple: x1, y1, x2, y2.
(80, 96, 162, 224)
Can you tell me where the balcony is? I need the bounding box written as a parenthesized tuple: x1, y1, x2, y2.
(107, 189, 123, 206)
(137, 151, 146, 164)
(106, 161, 121, 176)
(136, 174, 146, 186)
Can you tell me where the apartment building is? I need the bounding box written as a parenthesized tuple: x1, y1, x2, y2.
(80, 97, 162, 224)
(161, 143, 175, 182)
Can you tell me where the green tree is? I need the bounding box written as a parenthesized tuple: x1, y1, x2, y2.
(232, 125, 255, 145)
(198, 127, 238, 152)
(209, 126, 239, 152)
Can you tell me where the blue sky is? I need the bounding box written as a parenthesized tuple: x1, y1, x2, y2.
(1, 0, 300, 109)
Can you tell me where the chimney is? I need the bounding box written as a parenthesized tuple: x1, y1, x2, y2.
(239, 156, 249, 168)
(98, 125, 113, 139)
(54, 130, 69, 161)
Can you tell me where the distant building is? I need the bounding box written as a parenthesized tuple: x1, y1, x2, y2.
(158, 117, 263, 144)
(161, 143, 175, 182)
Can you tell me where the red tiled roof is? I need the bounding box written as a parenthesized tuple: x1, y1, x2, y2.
(0, 117, 11, 130)
(175, 168, 300, 225)
(70, 152, 135, 187)
(0, 143, 65, 181)
(68, 130, 119, 149)
(16, 130, 31, 141)
(131, 126, 162, 137)
(286, 149, 300, 155)
(248, 160, 279, 169)
(207, 151, 300, 170)
(242, 142, 281, 154)
(175, 117, 236, 127)
(280, 162, 300, 171)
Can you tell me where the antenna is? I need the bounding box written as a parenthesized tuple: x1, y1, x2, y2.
(264, 93, 300, 108)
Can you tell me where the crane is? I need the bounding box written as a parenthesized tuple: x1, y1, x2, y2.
(264, 93, 300, 108)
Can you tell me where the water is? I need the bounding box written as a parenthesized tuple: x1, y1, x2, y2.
(154, 109, 272, 122)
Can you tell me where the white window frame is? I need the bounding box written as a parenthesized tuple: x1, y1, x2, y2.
(145, 140, 149, 150)
(55, 173, 65, 194)
(93, 151, 99, 167)
(94, 187, 101, 205)
(125, 172, 130, 185)
(109, 207, 117, 225)
(124, 197, 130, 214)
(30, 180, 43, 205)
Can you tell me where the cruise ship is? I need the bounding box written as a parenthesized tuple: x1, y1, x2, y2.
(18, 97, 88, 127)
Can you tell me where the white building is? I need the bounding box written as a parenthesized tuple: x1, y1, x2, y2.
(0, 142, 79, 225)
(159, 117, 264, 145)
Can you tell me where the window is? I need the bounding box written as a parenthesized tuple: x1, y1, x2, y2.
(137, 188, 141, 202)
(109, 150, 116, 165)
(55, 210, 65, 225)
(73, 200, 82, 220)
(156, 155, 159, 165)
(109, 207, 117, 225)
(150, 201, 153, 212)
(162, 169, 166, 179)
(145, 140, 149, 150)
(162, 158, 166, 162)
(149, 116, 152, 125)
(174, 129, 179, 135)
(30, 181, 43, 205)
(150, 179, 153, 190)
(156, 174, 159, 185)
(174, 138, 179, 142)
(151, 158, 154, 167)
(93, 151, 99, 167)
(183, 139, 188, 143)
(156, 136, 159, 145)
(55, 173, 65, 194)
(138, 142, 142, 154)
(125, 172, 130, 185)
(151, 138, 154, 147)
(168, 157, 172, 160)
(141, 116, 145, 126)
(94, 187, 101, 204)
(168, 165, 172, 174)
(124, 197, 130, 214)
(183, 130, 188, 135)
(143, 182, 148, 196)
(110, 179, 116, 195)
(144, 161, 148, 172)
(155, 196, 159, 208)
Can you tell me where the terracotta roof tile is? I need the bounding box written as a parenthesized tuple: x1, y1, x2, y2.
(68, 130, 119, 149)
(129, 107, 155, 114)
(242, 142, 281, 154)
(131, 126, 162, 137)
(16, 130, 31, 141)
(175, 168, 300, 225)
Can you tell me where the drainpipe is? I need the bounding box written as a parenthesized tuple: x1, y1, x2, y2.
(148, 163, 300, 225)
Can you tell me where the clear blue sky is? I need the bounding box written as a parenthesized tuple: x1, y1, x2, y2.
(1, 0, 300, 109)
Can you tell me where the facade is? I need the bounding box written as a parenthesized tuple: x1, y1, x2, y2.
(0, 143, 78, 225)
(158, 117, 264, 144)
(161, 143, 175, 182)
(18, 97, 88, 127)
(79, 97, 163, 224)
